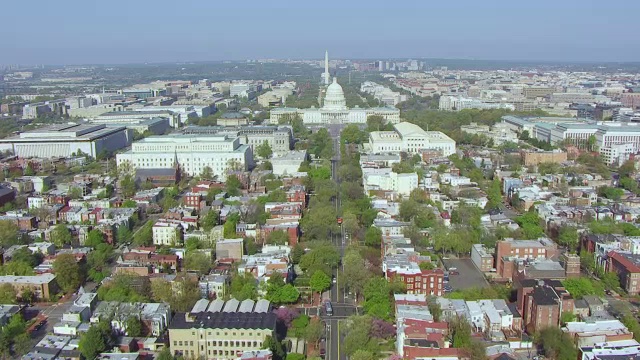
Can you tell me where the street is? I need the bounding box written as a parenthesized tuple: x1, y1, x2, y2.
(322, 129, 358, 360)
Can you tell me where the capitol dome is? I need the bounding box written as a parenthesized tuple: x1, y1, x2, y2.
(323, 77, 347, 110)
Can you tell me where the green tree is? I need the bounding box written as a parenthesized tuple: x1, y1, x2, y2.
(304, 317, 324, 346)
(156, 348, 174, 360)
(256, 141, 273, 159)
(200, 210, 219, 232)
(200, 166, 214, 180)
(619, 160, 636, 178)
(126, 316, 143, 337)
(535, 326, 578, 360)
(486, 179, 502, 210)
(0, 284, 16, 304)
(244, 237, 258, 255)
(79, 324, 111, 360)
(184, 251, 212, 274)
(0, 220, 21, 247)
(309, 271, 331, 298)
(117, 225, 132, 245)
(266, 230, 289, 245)
(562, 277, 604, 299)
(85, 229, 105, 248)
(560, 311, 576, 325)
(364, 226, 382, 248)
(133, 220, 154, 246)
(342, 124, 367, 144)
(230, 272, 258, 301)
(50, 224, 73, 247)
(342, 250, 371, 300)
(427, 296, 442, 322)
(557, 226, 578, 252)
(122, 199, 137, 208)
(350, 350, 375, 360)
(225, 175, 242, 196)
(223, 213, 240, 238)
(120, 174, 137, 198)
(53, 253, 84, 293)
(299, 245, 340, 276)
(291, 244, 305, 264)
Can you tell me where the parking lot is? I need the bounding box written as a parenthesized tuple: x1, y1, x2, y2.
(442, 258, 489, 291)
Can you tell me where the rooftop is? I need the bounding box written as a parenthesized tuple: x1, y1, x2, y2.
(170, 312, 277, 331)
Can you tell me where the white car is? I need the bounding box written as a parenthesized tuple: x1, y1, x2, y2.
(332, 277, 337, 284)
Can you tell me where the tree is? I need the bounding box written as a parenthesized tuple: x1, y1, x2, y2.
(364, 226, 382, 248)
(519, 130, 530, 141)
(351, 350, 375, 360)
(560, 311, 576, 325)
(184, 251, 212, 274)
(126, 316, 143, 337)
(224, 213, 240, 238)
(50, 224, 73, 247)
(363, 277, 394, 321)
(117, 225, 132, 245)
(299, 245, 340, 276)
(156, 348, 174, 360)
(120, 174, 137, 198)
(304, 317, 324, 346)
(225, 175, 242, 196)
(0, 284, 16, 304)
(85, 229, 105, 248)
(562, 277, 604, 299)
(79, 324, 110, 360)
(262, 335, 285, 360)
(230, 273, 258, 301)
(12, 332, 31, 356)
(122, 199, 137, 208)
(557, 226, 578, 252)
(200, 210, 219, 232)
(266, 230, 289, 246)
(256, 141, 273, 159)
(342, 124, 367, 144)
(619, 160, 636, 178)
(291, 244, 305, 264)
(0, 220, 20, 247)
(366, 115, 386, 132)
(342, 250, 371, 300)
(427, 296, 442, 322)
(53, 253, 84, 294)
(244, 237, 258, 255)
(265, 275, 300, 304)
(535, 326, 578, 360)
(133, 220, 154, 246)
(486, 179, 502, 210)
(200, 166, 214, 180)
(449, 316, 472, 348)
(309, 271, 331, 298)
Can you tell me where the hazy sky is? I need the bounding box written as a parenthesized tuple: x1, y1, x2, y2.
(3, 0, 639, 64)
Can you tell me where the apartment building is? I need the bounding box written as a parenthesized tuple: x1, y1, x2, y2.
(606, 251, 640, 295)
(496, 238, 558, 280)
(0, 273, 58, 300)
(169, 299, 276, 360)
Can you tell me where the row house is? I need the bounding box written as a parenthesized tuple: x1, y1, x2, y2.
(238, 252, 290, 281)
(285, 185, 307, 204)
(385, 264, 444, 296)
(183, 192, 204, 210)
(122, 248, 180, 272)
(0, 212, 37, 231)
(260, 220, 300, 246)
(264, 203, 303, 220)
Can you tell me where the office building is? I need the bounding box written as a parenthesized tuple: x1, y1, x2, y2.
(0, 124, 131, 159)
(368, 122, 456, 156)
(116, 135, 254, 181)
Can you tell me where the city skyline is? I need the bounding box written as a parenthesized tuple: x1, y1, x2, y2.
(2, 0, 640, 65)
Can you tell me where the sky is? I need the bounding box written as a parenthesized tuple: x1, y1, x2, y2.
(2, 0, 639, 65)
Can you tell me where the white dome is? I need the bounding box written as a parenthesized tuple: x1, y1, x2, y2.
(323, 77, 347, 110)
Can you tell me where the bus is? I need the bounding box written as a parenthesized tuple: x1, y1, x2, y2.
(325, 301, 333, 316)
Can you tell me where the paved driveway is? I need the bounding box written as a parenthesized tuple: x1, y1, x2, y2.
(442, 258, 489, 290)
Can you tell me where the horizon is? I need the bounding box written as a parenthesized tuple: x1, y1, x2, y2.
(2, 0, 639, 66)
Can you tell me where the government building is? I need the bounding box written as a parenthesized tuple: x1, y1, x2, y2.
(0, 123, 131, 159)
(270, 78, 400, 125)
(269, 52, 400, 125)
(116, 134, 254, 181)
(368, 122, 456, 156)
(181, 125, 293, 155)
